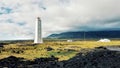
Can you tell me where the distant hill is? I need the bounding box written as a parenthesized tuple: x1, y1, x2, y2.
(47, 30, 120, 39)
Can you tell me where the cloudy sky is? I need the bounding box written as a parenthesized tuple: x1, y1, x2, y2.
(0, 0, 120, 40)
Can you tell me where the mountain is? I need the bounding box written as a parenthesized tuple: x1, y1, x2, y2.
(47, 30, 120, 39)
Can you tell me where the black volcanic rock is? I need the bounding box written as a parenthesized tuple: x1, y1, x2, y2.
(47, 30, 120, 39)
(0, 56, 24, 67)
(0, 43, 9, 47)
(46, 47, 54, 51)
(0, 48, 120, 68)
(63, 49, 120, 68)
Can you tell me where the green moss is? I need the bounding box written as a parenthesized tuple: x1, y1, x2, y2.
(0, 40, 119, 61)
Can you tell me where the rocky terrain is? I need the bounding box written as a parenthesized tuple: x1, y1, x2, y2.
(0, 47, 120, 68)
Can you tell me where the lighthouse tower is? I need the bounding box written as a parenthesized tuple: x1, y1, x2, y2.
(34, 17, 43, 43)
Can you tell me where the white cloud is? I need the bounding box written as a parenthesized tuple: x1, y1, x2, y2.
(0, 0, 120, 40)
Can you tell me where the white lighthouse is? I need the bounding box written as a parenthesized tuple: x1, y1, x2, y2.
(34, 17, 43, 43)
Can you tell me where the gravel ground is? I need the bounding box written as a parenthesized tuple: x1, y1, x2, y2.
(0, 47, 120, 68)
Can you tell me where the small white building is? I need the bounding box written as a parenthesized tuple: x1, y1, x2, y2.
(98, 38, 111, 42)
(67, 40, 73, 42)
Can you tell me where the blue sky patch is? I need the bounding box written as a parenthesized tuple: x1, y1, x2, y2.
(17, 22, 26, 26)
(0, 7, 12, 15)
(6, 19, 14, 23)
